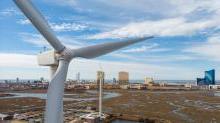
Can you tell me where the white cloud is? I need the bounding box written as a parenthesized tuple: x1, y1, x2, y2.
(148, 55, 196, 62)
(0, 53, 38, 68)
(72, 59, 203, 80)
(16, 19, 31, 25)
(19, 33, 85, 49)
(50, 0, 220, 39)
(90, 17, 220, 39)
(150, 48, 171, 52)
(3, 0, 220, 80)
(16, 18, 88, 32)
(111, 53, 196, 63)
(50, 22, 88, 32)
(69, 58, 180, 80)
(0, 8, 20, 16)
(184, 35, 220, 61)
(0, 53, 48, 79)
(123, 43, 158, 53)
(122, 43, 170, 53)
(50, 0, 220, 19)
(47, 0, 77, 7)
(20, 33, 49, 47)
(110, 53, 137, 60)
(0, 53, 200, 80)
(47, 0, 220, 30)
(16, 0, 220, 38)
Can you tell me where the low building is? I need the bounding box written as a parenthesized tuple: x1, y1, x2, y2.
(0, 113, 12, 120)
(0, 83, 10, 88)
(184, 83, 200, 90)
(198, 85, 209, 90)
(66, 83, 76, 89)
(144, 77, 154, 86)
(129, 83, 146, 90)
(13, 113, 28, 120)
(84, 84, 97, 90)
(159, 82, 166, 87)
(80, 112, 107, 123)
(184, 83, 192, 88)
(120, 85, 129, 89)
(209, 85, 220, 90)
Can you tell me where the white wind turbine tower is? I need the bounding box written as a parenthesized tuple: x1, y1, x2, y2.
(13, 0, 153, 123)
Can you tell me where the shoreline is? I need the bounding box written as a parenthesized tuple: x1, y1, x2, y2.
(0, 93, 15, 98)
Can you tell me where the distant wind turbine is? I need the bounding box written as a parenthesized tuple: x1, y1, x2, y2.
(13, 0, 153, 123)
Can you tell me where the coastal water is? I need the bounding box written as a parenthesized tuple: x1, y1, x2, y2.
(215, 91, 220, 96)
(1, 91, 219, 100)
(0, 91, 120, 101)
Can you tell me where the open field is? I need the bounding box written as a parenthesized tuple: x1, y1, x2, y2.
(0, 90, 220, 123)
(102, 90, 220, 123)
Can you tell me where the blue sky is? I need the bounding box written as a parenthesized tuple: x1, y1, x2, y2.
(0, 0, 220, 80)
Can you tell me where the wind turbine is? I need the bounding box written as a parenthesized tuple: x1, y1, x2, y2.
(13, 0, 153, 123)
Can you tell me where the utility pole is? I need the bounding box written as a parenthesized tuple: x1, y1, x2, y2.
(98, 63, 104, 121)
(99, 73, 103, 120)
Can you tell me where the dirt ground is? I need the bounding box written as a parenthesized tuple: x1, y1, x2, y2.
(0, 90, 219, 123)
(102, 90, 220, 123)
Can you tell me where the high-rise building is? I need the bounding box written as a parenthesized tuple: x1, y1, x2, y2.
(76, 72, 80, 83)
(197, 69, 215, 85)
(118, 71, 129, 85)
(197, 78, 205, 85)
(144, 77, 154, 85)
(113, 78, 117, 84)
(16, 77, 19, 83)
(97, 71, 105, 86)
(205, 69, 215, 85)
(40, 77, 44, 82)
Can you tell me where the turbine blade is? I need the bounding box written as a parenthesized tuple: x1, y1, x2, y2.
(13, 0, 65, 52)
(71, 36, 153, 59)
(45, 60, 69, 123)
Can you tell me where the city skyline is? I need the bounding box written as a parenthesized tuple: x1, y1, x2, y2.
(1, 0, 220, 80)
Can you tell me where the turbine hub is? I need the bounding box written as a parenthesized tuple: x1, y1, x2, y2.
(58, 48, 73, 61)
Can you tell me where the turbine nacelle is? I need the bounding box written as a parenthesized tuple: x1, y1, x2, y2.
(37, 48, 75, 66)
(37, 50, 58, 66)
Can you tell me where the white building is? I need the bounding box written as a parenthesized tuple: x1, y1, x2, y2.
(144, 77, 154, 85)
(0, 113, 8, 120)
(129, 83, 146, 90)
(120, 84, 129, 89)
(80, 112, 107, 123)
(209, 85, 220, 90)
